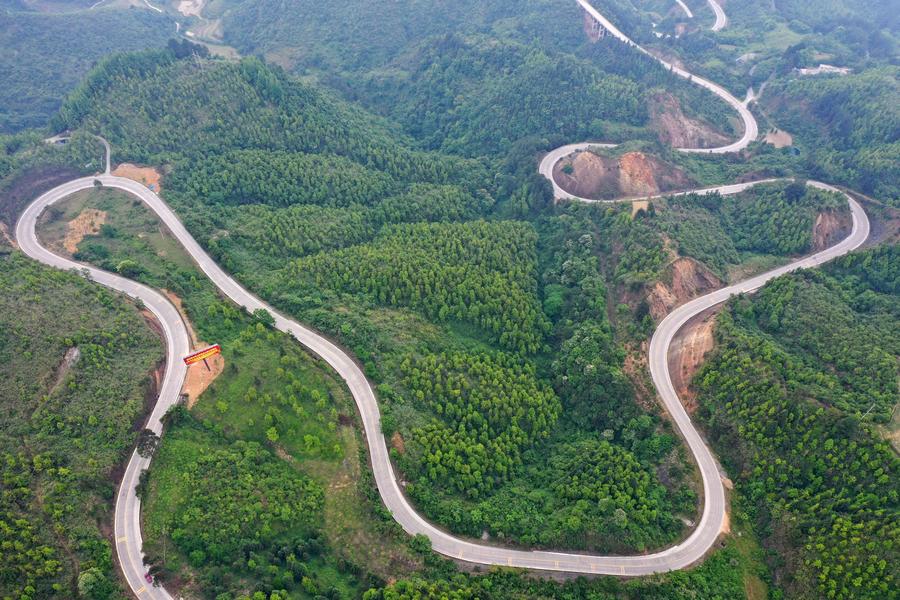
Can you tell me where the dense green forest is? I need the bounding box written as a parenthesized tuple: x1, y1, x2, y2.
(285, 221, 549, 354)
(0, 8, 171, 132)
(658, 182, 847, 278)
(697, 244, 899, 599)
(0, 247, 162, 599)
(763, 67, 900, 206)
(52, 53, 486, 190)
(5, 0, 896, 590)
(399, 351, 560, 496)
(212, 0, 735, 157)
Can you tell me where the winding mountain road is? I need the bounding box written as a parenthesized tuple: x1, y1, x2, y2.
(707, 0, 727, 32)
(14, 0, 872, 596)
(674, 0, 693, 19)
(675, 0, 727, 31)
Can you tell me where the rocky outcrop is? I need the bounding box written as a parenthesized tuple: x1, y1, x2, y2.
(812, 210, 851, 251)
(619, 152, 658, 197)
(649, 92, 731, 148)
(553, 150, 694, 200)
(647, 257, 721, 321)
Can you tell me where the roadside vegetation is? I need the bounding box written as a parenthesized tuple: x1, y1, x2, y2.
(0, 238, 163, 599)
(697, 245, 899, 598)
(657, 182, 848, 279)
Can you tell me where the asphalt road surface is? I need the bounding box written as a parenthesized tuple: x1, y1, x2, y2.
(574, 0, 755, 153)
(675, 0, 693, 19)
(14, 0, 871, 595)
(707, 0, 727, 31)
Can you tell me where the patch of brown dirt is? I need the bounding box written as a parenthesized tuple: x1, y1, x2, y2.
(64, 208, 106, 254)
(648, 258, 721, 321)
(184, 353, 224, 408)
(852, 195, 900, 249)
(177, 0, 203, 17)
(554, 150, 693, 200)
(619, 152, 659, 197)
(622, 347, 657, 413)
(764, 128, 793, 148)
(667, 306, 721, 413)
(163, 290, 225, 407)
(649, 92, 731, 148)
(631, 200, 649, 217)
(275, 445, 295, 463)
(49, 346, 81, 394)
(112, 163, 162, 194)
(583, 10, 602, 42)
(812, 210, 851, 251)
(137, 308, 169, 420)
(390, 432, 406, 455)
(0, 222, 17, 249)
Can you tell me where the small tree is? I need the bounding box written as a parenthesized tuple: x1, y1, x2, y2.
(785, 180, 807, 203)
(136, 428, 160, 458)
(252, 308, 275, 327)
(116, 259, 143, 278)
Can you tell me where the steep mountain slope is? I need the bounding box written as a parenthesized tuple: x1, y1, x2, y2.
(0, 8, 171, 132)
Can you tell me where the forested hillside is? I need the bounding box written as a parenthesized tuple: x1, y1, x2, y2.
(0, 130, 103, 229)
(658, 182, 848, 278)
(52, 52, 488, 194)
(0, 248, 162, 599)
(763, 67, 900, 206)
(211, 0, 735, 157)
(697, 245, 899, 599)
(0, 8, 171, 132)
(287, 221, 550, 353)
(21, 0, 897, 586)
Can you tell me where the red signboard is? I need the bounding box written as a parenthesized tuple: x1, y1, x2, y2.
(183, 344, 221, 365)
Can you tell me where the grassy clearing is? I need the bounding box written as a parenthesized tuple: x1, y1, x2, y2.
(39, 186, 195, 272)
